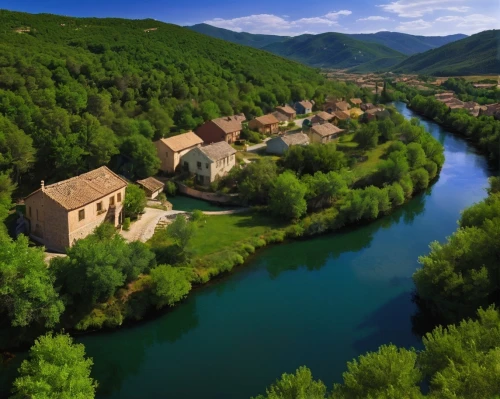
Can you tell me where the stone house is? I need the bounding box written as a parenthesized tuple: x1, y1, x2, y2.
(360, 103, 375, 111)
(275, 105, 296, 121)
(195, 114, 246, 144)
(266, 133, 309, 155)
(136, 177, 165, 199)
(333, 101, 351, 112)
(180, 141, 236, 185)
(24, 166, 127, 253)
(248, 114, 280, 135)
(154, 131, 203, 174)
(308, 123, 344, 144)
(311, 111, 334, 125)
(295, 100, 313, 115)
(331, 111, 350, 125)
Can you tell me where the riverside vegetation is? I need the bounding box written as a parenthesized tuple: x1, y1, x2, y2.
(253, 177, 500, 399)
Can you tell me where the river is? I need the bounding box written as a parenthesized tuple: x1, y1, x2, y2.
(1, 103, 494, 398)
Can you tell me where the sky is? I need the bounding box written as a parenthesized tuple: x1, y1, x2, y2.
(3, 0, 499, 36)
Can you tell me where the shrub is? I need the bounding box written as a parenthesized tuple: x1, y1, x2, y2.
(411, 168, 430, 191)
(165, 181, 177, 196)
(191, 209, 205, 222)
(123, 217, 131, 231)
(157, 192, 167, 204)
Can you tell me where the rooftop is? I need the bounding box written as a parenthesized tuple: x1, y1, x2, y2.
(136, 177, 165, 192)
(281, 133, 309, 146)
(276, 105, 296, 115)
(211, 114, 246, 134)
(27, 166, 127, 211)
(200, 141, 237, 161)
(311, 123, 344, 137)
(157, 131, 203, 152)
(313, 111, 333, 121)
(253, 114, 280, 125)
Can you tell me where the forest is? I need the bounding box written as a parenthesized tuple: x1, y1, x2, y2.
(0, 9, 365, 193)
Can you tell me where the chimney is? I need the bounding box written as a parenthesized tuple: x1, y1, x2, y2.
(41, 180, 45, 191)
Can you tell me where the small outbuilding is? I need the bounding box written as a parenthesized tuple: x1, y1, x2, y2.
(266, 133, 309, 155)
(136, 177, 165, 199)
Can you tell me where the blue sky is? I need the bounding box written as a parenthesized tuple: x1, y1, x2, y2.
(4, 0, 499, 36)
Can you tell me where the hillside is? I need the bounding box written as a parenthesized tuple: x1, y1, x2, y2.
(0, 10, 365, 186)
(392, 30, 500, 76)
(262, 32, 406, 69)
(348, 32, 467, 55)
(188, 23, 287, 48)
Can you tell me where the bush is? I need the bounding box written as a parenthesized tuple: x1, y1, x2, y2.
(149, 265, 192, 309)
(124, 184, 147, 218)
(157, 192, 167, 204)
(191, 209, 205, 222)
(411, 168, 430, 191)
(165, 181, 177, 196)
(123, 217, 131, 231)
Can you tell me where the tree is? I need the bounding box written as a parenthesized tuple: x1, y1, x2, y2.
(239, 159, 278, 204)
(333, 345, 422, 399)
(377, 118, 396, 142)
(406, 142, 426, 169)
(166, 214, 196, 251)
(0, 235, 64, 328)
(11, 333, 97, 399)
(269, 171, 307, 220)
(120, 135, 160, 179)
(124, 184, 147, 218)
(252, 366, 327, 399)
(149, 265, 192, 308)
(410, 168, 429, 191)
(354, 123, 379, 149)
(302, 171, 348, 211)
(378, 151, 409, 183)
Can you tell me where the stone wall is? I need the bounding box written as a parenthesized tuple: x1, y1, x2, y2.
(176, 183, 239, 204)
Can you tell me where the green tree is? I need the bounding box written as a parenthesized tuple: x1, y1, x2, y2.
(11, 333, 97, 399)
(149, 265, 192, 308)
(406, 142, 426, 169)
(269, 172, 307, 220)
(354, 123, 379, 149)
(410, 168, 429, 191)
(378, 151, 409, 183)
(302, 171, 348, 211)
(0, 235, 64, 328)
(124, 184, 147, 218)
(166, 214, 196, 251)
(333, 345, 422, 399)
(252, 366, 327, 399)
(120, 135, 160, 179)
(239, 159, 278, 204)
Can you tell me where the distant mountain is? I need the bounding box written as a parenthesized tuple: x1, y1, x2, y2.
(348, 32, 467, 55)
(392, 30, 500, 76)
(262, 32, 407, 70)
(188, 23, 287, 48)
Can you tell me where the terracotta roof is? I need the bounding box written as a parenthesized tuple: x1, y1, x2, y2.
(211, 114, 246, 134)
(200, 141, 237, 161)
(272, 111, 289, 122)
(253, 114, 280, 126)
(157, 132, 203, 152)
(276, 105, 296, 115)
(136, 177, 164, 192)
(27, 166, 127, 211)
(350, 98, 363, 105)
(311, 123, 344, 137)
(332, 111, 350, 120)
(281, 133, 309, 146)
(297, 100, 313, 109)
(313, 111, 334, 121)
(335, 101, 351, 111)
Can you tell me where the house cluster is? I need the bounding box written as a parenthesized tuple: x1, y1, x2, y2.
(433, 92, 499, 118)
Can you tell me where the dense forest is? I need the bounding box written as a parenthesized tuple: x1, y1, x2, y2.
(392, 30, 500, 76)
(0, 9, 365, 190)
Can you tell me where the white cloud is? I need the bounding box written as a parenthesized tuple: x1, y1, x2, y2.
(203, 10, 352, 36)
(434, 13, 498, 31)
(357, 16, 392, 21)
(396, 19, 433, 31)
(378, 0, 470, 18)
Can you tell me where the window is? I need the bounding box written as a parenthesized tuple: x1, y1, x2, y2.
(97, 202, 103, 212)
(109, 196, 115, 206)
(117, 192, 122, 202)
(78, 209, 85, 221)
(206, 163, 209, 169)
(29, 207, 32, 218)
(197, 161, 202, 170)
(36, 209, 39, 221)
(165, 152, 168, 158)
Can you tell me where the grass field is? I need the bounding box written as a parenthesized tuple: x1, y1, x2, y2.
(351, 141, 393, 180)
(148, 211, 285, 258)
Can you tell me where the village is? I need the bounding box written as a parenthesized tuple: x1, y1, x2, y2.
(21, 96, 391, 253)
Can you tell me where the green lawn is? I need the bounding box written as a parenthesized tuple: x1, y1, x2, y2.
(351, 141, 393, 180)
(191, 212, 284, 256)
(148, 211, 285, 258)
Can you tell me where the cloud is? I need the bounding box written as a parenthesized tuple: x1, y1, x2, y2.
(396, 19, 433, 31)
(435, 14, 498, 29)
(378, 0, 470, 18)
(203, 10, 352, 35)
(357, 16, 392, 21)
